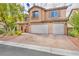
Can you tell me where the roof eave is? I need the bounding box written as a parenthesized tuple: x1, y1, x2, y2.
(28, 5, 68, 12)
(68, 8, 79, 19)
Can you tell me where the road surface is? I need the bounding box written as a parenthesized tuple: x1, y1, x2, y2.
(0, 44, 61, 56)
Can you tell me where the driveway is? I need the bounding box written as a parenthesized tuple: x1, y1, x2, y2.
(0, 33, 79, 51)
(0, 44, 61, 56)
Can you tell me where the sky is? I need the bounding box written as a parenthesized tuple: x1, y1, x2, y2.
(22, 3, 72, 9)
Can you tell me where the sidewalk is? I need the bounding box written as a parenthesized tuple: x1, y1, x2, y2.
(0, 33, 79, 51)
(0, 41, 79, 56)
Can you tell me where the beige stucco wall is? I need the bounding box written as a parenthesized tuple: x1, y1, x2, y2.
(60, 9, 66, 18)
(46, 9, 66, 21)
(29, 7, 46, 22)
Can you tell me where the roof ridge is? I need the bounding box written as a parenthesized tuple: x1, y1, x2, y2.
(28, 5, 68, 12)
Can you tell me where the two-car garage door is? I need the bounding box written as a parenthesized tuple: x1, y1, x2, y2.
(30, 23, 65, 35)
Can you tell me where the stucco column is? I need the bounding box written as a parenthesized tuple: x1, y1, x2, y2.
(64, 22, 67, 35)
(48, 23, 52, 35)
(22, 24, 26, 33)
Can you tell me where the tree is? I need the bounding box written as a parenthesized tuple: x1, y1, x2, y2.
(0, 3, 25, 35)
(69, 10, 79, 31)
(69, 10, 79, 37)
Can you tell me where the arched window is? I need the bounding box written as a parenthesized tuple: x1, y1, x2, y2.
(32, 11, 39, 18)
(51, 10, 59, 17)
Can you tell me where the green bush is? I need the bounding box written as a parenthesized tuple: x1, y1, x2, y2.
(68, 29, 79, 37)
(0, 28, 5, 34)
(7, 31, 15, 36)
(15, 31, 22, 36)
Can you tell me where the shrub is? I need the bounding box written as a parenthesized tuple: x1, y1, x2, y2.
(15, 31, 22, 36)
(7, 31, 15, 36)
(68, 29, 79, 37)
(0, 28, 5, 34)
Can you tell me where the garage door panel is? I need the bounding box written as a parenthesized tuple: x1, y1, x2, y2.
(31, 24, 48, 34)
(52, 24, 64, 35)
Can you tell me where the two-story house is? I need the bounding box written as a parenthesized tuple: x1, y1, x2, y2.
(17, 5, 69, 35)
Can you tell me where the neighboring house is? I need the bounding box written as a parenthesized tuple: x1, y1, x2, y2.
(68, 8, 79, 19)
(67, 8, 79, 31)
(17, 5, 77, 35)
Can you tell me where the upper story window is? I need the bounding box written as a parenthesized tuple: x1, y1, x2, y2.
(51, 10, 59, 17)
(32, 11, 39, 18)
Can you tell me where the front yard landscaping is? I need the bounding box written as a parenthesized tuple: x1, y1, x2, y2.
(0, 3, 27, 37)
(68, 9, 79, 37)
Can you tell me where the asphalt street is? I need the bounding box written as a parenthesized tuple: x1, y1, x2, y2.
(0, 44, 61, 56)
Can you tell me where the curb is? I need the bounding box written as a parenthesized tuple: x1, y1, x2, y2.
(0, 41, 79, 56)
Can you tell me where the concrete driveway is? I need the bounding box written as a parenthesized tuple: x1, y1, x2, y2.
(0, 33, 79, 51)
(0, 44, 61, 56)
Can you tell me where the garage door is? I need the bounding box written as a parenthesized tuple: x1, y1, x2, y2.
(52, 24, 64, 35)
(31, 24, 48, 34)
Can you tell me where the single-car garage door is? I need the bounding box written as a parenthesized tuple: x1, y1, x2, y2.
(52, 23, 64, 35)
(31, 24, 48, 34)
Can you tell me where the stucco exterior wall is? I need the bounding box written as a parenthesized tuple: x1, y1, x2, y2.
(46, 9, 66, 21)
(29, 7, 46, 22)
(60, 9, 66, 18)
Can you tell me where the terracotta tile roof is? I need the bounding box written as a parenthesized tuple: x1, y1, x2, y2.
(28, 5, 46, 12)
(28, 5, 68, 12)
(67, 24, 73, 28)
(46, 6, 68, 11)
(16, 21, 29, 24)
